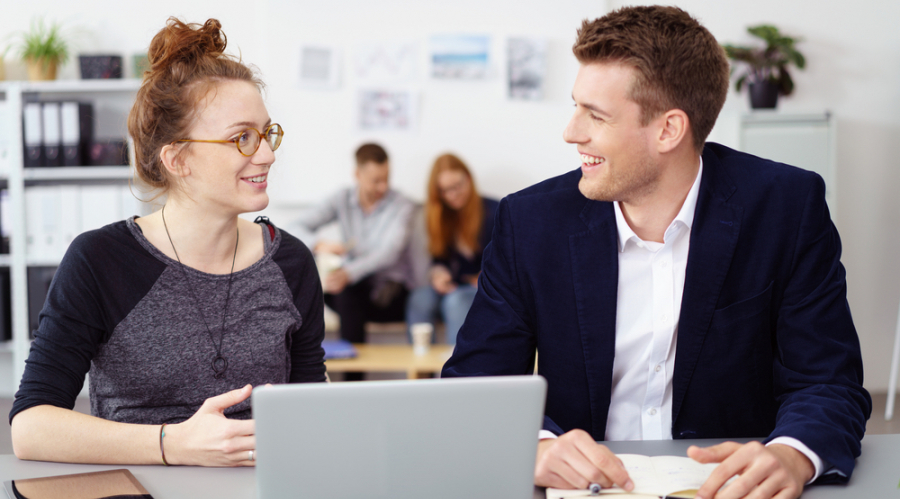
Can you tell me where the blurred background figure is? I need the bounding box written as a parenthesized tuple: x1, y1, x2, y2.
(294, 143, 415, 355)
(406, 153, 498, 345)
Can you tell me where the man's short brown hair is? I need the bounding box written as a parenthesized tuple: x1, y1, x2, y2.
(355, 143, 389, 167)
(573, 6, 729, 151)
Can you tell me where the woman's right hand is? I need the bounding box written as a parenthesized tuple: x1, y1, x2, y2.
(430, 266, 457, 294)
(163, 384, 257, 467)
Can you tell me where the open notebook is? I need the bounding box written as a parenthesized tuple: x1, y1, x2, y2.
(546, 454, 722, 498)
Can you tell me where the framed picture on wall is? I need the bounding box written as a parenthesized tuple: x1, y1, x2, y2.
(297, 44, 342, 90)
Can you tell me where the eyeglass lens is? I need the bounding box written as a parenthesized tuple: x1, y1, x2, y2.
(237, 124, 283, 155)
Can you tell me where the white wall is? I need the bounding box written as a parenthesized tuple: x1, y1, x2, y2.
(4, 0, 900, 392)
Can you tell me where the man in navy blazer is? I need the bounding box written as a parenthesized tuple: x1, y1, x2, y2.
(442, 6, 870, 499)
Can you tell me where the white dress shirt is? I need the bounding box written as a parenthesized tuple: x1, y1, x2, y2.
(539, 159, 829, 482)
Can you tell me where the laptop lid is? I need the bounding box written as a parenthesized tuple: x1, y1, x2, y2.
(253, 375, 546, 499)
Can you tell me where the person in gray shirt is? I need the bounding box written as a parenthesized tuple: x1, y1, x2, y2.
(293, 144, 415, 354)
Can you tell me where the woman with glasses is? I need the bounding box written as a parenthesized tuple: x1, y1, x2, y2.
(9, 18, 325, 467)
(406, 153, 498, 345)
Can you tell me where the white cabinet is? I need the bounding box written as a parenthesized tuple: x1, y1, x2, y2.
(739, 112, 837, 214)
(0, 79, 145, 397)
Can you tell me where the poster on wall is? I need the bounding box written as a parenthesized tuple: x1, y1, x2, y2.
(507, 38, 548, 100)
(357, 89, 418, 131)
(355, 41, 418, 84)
(430, 35, 491, 80)
(297, 44, 342, 90)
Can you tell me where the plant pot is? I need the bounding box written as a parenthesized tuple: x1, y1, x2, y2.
(748, 80, 779, 109)
(26, 59, 58, 81)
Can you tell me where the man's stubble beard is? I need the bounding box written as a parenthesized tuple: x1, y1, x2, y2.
(577, 155, 661, 203)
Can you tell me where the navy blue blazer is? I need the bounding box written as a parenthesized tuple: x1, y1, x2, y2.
(443, 143, 870, 481)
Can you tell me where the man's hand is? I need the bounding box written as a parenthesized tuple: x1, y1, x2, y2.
(314, 240, 347, 255)
(323, 268, 350, 294)
(688, 441, 814, 499)
(534, 429, 634, 492)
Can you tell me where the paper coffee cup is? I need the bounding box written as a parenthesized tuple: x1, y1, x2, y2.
(315, 252, 344, 283)
(411, 323, 433, 356)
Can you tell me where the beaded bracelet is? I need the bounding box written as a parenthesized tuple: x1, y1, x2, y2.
(160, 423, 169, 466)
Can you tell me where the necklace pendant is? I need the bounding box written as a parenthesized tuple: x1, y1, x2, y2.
(212, 355, 228, 378)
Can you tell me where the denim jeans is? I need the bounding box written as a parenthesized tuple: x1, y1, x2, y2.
(405, 284, 477, 345)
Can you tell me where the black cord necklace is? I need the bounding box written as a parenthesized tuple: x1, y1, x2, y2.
(161, 204, 239, 379)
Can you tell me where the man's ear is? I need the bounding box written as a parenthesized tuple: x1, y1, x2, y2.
(655, 109, 690, 154)
(159, 143, 190, 178)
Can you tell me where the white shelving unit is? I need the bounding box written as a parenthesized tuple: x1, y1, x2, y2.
(739, 112, 837, 215)
(0, 78, 142, 397)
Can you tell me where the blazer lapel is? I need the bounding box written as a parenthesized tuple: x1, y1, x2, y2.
(672, 151, 743, 424)
(569, 200, 618, 440)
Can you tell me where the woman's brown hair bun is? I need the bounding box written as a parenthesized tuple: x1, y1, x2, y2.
(148, 18, 227, 76)
(128, 17, 261, 194)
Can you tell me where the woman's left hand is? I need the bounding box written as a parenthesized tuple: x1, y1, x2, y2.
(163, 385, 257, 467)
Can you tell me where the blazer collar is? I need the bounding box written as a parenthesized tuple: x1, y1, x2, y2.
(671, 145, 743, 425)
(570, 199, 618, 440)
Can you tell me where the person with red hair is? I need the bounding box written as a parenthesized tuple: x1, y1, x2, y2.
(406, 153, 497, 344)
(10, 18, 324, 467)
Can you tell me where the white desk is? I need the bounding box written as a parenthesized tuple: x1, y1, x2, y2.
(1, 434, 897, 498)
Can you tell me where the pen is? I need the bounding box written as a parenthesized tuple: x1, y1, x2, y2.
(588, 482, 601, 495)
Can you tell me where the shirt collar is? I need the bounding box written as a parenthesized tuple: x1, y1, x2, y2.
(614, 157, 704, 252)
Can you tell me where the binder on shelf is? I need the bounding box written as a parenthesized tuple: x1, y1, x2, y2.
(24, 186, 63, 261)
(22, 102, 43, 167)
(42, 102, 63, 167)
(27, 266, 58, 337)
(0, 101, 10, 175)
(59, 186, 82, 251)
(120, 184, 144, 219)
(80, 185, 121, 232)
(0, 189, 9, 254)
(61, 102, 94, 167)
(0, 267, 11, 342)
(88, 138, 129, 166)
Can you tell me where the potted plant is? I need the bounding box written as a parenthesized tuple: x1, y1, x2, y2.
(0, 45, 9, 81)
(723, 25, 806, 109)
(17, 18, 69, 81)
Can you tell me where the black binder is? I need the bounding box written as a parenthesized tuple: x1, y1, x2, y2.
(42, 102, 62, 167)
(61, 102, 94, 166)
(0, 268, 11, 342)
(27, 266, 57, 338)
(22, 102, 43, 167)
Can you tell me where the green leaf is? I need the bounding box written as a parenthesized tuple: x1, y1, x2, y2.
(735, 74, 747, 92)
(724, 24, 805, 97)
(17, 17, 68, 66)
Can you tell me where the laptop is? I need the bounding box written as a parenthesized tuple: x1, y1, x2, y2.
(253, 375, 546, 499)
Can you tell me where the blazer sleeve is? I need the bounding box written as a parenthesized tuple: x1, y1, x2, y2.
(767, 174, 870, 482)
(443, 198, 560, 431)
